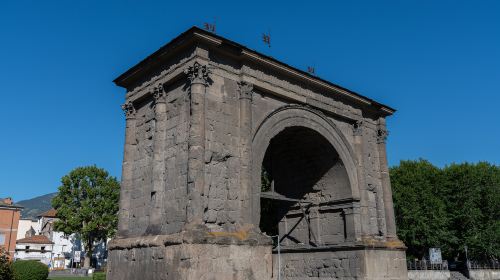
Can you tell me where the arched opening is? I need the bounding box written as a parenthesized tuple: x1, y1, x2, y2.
(259, 126, 352, 247)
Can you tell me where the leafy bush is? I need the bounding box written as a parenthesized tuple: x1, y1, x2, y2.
(12, 260, 48, 280)
(93, 272, 106, 280)
(0, 247, 13, 280)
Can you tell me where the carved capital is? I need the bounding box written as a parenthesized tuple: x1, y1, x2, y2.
(342, 207, 359, 215)
(184, 62, 210, 85)
(353, 120, 363, 136)
(376, 128, 388, 144)
(121, 102, 136, 119)
(153, 84, 166, 104)
(238, 81, 253, 100)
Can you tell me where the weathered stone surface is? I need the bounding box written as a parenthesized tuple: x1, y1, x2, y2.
(468, 270, 500, 280)
(408, 270, 451, 280)
(107, 243, 272, 280)
(108, 27, 406, 279)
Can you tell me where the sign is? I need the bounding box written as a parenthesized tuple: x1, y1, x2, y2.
(74, 251, 81, 263)
(429, 248, 442, 264)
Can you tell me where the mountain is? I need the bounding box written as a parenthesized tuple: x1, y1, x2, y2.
(17, 193, 57, 219)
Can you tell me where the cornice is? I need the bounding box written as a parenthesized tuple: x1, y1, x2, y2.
(241, 50, 371, 105)
(114, 26, 396, 117)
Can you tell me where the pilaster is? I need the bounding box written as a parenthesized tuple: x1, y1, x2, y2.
(376, 118, 398, 240)
(238, 81, 253, 225)
(147, 84, 167, 234)
(118, 101, 137, 237)
(352, 120, 371, 238)
(184, 62, 210, 224)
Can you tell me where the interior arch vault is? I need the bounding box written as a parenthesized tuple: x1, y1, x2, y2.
(259, 126, 353, 248)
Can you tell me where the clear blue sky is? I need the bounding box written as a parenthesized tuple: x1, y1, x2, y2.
(1, 1, 499, 201)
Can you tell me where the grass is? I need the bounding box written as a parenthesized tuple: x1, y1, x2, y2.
(48, 277, 92, 280)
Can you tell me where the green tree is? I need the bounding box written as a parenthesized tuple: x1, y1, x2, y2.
(52, 166, 120, 268)
(442, 162, 500, 260)
(391, 160, 500, 261)
(390, 159, 453, 259)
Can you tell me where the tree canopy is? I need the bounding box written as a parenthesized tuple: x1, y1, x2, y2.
(390, 160, 500, 261)
(52, 166, 120, 268)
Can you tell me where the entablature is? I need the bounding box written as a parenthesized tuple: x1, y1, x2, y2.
(116, 27, 395, 120)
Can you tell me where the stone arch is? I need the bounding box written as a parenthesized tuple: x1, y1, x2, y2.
(251, 105, 360, 226)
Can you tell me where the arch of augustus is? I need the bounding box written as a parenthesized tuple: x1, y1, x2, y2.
(107, 27, 408, 280)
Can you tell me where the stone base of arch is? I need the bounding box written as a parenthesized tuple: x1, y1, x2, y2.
(106, 227, 274, 280)
(107, 242, 406, 280)
(107, 242, 273, 280)
(271, 246, 407, 280)
(107, 238, 406, 280)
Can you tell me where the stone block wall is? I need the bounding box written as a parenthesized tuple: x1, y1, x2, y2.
(469, 270, 500, 280)
(108, 243, 272, 280)
(123, 80, 190, 238)
(273, 248, 407, 280)
(407, 270, 450, 280)
(128, 97, 155, 235)
(203, 76, 242, 229)
(362, 249, 408, 280)
(274, 250, 363, 279)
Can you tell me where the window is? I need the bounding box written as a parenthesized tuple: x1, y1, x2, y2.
(0, 233, 5, 245)
(25, 246, 30, 252)
(41, 246, 46, 253)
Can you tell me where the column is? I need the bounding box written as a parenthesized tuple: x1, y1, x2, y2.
(184, 62, 209, 224)
(147, 84, 167, 234)
(117, 101, 137, 237)
(376, 118, 398, 240)
(343, 207, 361, 242)
(238, 81, 253, 224)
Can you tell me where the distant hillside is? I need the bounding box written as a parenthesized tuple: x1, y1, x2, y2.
(17, 193, 57, 219)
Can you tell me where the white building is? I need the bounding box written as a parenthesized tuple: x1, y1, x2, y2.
(15, 209, 74, 269)
(17, 219, 40, 240)
(15, 235, 53, 265)
(37, 209, 74, 269)
(15, 208, 108, 269)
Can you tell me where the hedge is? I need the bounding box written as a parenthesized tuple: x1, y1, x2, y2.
(12, 260, 48, 280)
(93, 272, 106, 280)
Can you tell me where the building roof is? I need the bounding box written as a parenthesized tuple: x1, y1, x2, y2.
(17, 235, 54, 245)
(114, 26, 395, 116)
(0, 197, 24, 210)
(37, 208, 57, 218)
